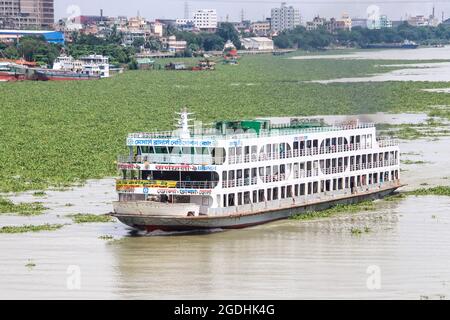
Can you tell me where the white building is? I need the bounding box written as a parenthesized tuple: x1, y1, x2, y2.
(367, 14, 392, 30)
(193, 9, 217, 31)
(271, 3, 301, 32)
(162, 35, 187, 53)
(251, 21, 271, 36)
(241, 37, 274, 51)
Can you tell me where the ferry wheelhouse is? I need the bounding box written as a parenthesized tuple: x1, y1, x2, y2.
(113, 109, 401, 231)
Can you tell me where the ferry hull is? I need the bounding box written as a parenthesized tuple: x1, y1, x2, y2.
(113, 186, 399, 232)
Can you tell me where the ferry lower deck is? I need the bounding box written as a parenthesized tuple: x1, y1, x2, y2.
(113, 181, 401, 231)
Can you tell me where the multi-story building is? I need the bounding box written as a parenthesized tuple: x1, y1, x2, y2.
(270, 2, 301, 32)
(339, 13, 352, 30)
(407, 15, 429, 27)
(251, 20, 271, 36)
(161, 35, 187, 53)
(241, 37, 274, 51)
(193, 9, 217, 32)
(0, 0, 54, 29)
(351, 18, 368, 29)
(379, 15, 393, 28)
(306, 16, 326, 31)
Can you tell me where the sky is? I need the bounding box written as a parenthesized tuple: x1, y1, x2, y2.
(55, 0, 450, 22)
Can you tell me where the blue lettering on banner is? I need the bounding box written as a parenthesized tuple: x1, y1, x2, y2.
(127, 138, 214, 147)
(229, 140, 241, 147)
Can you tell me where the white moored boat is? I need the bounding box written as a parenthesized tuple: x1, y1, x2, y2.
(112, 109, 401, 231)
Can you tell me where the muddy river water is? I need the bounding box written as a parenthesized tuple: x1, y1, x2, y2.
(1, 126, 449, 299)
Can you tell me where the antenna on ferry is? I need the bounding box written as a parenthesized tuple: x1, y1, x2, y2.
(175, 106, 194, 138)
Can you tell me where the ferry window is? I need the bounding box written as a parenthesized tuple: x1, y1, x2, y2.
(201, 147, 210, 155)
(333, 179, 337, 190)
(321, 181, 325, 192)
(244, 169, 250, 186)
(259, 189, 265, 202)
(300, 184, 305, 196)
(228, 148, 235, 164)
(307, 183, 312, 195)
(222, 171, 227, 183)
(253, 191, 257, 203)
(345, 177, 349, 188)
(266, 166, 271, 181)
(244, 146, 250, 163)
(251, 168, 257, 184)
(287, 186, 292, 198)
(228, 194, 235, 206)
(223, 195, 227, 207)
(251, 146, 257, 161)
(244, 192, 251, 205)
(273, 188, 278, 200)
(259, 167, 264, 179)
(313, 140, 318, 149)
(281, 186, 285, 199)
(294, 185, 299, 197)
(202, 197, 209, 206)
(338, 137, 343, 145)
(313, 182, 318, 194)
(238, 192, 243, 206)
(155, 146, 168, 154)
(267, 189, 272, 201)
(236, 147, 242, 163)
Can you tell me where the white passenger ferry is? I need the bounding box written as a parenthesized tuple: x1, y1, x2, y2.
(112, 109, 401, 231)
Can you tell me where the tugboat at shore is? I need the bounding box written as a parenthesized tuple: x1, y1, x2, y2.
(112, 109, 402, 232)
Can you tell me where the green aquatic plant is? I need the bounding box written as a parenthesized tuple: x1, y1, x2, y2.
(0, 197, 46, 216)
(70, 214, 113, 224)
(350, 227, 363, 235)
(401, 160, 428, 165)
(0, 224, 64, 234)
(383, 193, 407, 201)
(25, 260, 36, 268)
(1, 54, 450, 192)
(406, 186, 450, 196)
(291, 200, 375, 221)
(98, 235, 114, 240)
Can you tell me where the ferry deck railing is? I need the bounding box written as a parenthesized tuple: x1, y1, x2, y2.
(127, 123, 377, 140)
